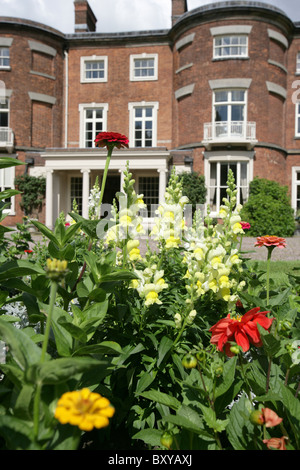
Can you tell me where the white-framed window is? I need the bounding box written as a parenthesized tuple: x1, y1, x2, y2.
(0, 165, 15, 214)
(291, 167, 300, 213)
(79, 103, 108, 148)
(204, 152, 253, 216)
(138, 175, 159, 217)
(70, 176, 83, 215)
(128, 102, 159, 147)
(0, 47, 10, 69)
(80, 56, 108, 83)
(213, 35, 248, 59)
(296, 102, 300, 137)
(130, 54, 158, 81)
(0, 98, 9, 127)
(213, 89, 247, 137)
(296, 52, 300, 74)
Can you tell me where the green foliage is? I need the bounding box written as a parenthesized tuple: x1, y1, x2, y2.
(15, 174, 46, 216)
(177, 171, 206, 212)
(0, 159, 299, 451)
(240, 177, 295, 237)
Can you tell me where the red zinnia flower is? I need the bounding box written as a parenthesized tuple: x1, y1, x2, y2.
(209, 307, 274, 357)
(263, 436, 288, 450)
(241, 221, 251, 230)
(24, 249, 33, 254)
(255, 235, 286, 249)
(94, 132, 129, 150)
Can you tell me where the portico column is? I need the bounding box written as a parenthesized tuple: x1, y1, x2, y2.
(81, 168, 90, 219)
(45, 169, 54, 228)
(157, 168, 168, 204)
(119, 168, 125, 193)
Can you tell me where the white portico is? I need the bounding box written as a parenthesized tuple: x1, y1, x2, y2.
(32, 147, 171, 228)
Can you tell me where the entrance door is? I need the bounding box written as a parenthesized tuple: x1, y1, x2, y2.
(102, 175, 120, 205)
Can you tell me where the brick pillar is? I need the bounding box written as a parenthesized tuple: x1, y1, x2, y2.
(74, 0, 97, 33)
(172, 0, 188, 26)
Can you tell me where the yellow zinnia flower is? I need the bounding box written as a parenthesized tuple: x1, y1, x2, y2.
(54, 388, 115, 432)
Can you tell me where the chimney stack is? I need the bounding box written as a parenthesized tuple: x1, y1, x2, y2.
(171, 0, 188, 26)
(74, 0, 97, 33)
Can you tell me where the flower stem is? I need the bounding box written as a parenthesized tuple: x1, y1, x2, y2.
(266, 247, 273, 305)
(33, 281, 58, 441)
(41, 281, 58, 362)
(96, 146, 113, 218)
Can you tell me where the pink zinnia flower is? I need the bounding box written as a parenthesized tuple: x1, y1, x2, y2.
(255, 235, 286, 249)
(263, 436, 288, 450)
(241, 221, 251, 230)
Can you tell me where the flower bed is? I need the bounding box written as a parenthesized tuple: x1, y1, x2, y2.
(0, 137, 299, 451)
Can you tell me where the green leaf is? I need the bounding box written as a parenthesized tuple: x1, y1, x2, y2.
(36, 357, 106, 384)
(157, 336, 173, 367)
(0, 189, 20, 200)
(69, 212, 98, 239)
(0, 157, 25, 169)
(163, 405, 212, 439)
(57, 318, 88, 343)
(30, 220, 59, 246)
(0, 259, 45, 281)
(39, 302, 73, 357)
(61, 222, 82, 245)
(0, 318, 43, 370)
(214, 356, 237, 398)
(257, 324, 281, 356)
(198, 403, 229, 432)
(132, 428, 163, 447)
(99, 270, 138, 283)
(135, 370, 157, 394)
(226, 393, 255, 450)
(0, 415, 38, 450)
(139, 389, 181, 410)
(74, 341, 122, 356)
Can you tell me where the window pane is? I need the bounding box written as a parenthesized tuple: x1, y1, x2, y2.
(215, 106, 227, 121)
(139, 177, 159, 216)
(215, 91, 228, 102)
(70, 177, 83, 215)
(0, 113, 8, 127)
(231, 105, 244, 121)
(232, 90, 245, 101)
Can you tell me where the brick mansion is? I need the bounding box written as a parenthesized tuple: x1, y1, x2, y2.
(0, 0, 300, 227)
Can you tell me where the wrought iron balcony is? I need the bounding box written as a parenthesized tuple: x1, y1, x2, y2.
(0, 127, 14, 153)
(202, 121, 257, 149)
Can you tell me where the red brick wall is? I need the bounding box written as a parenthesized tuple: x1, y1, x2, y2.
(66, 43, 173, 148)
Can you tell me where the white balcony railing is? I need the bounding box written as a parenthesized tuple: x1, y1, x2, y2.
(202, 121, 257, 148)
(0, 127, 14, 152)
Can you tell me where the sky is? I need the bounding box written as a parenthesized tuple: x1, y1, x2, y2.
(0, 0, 299, 34)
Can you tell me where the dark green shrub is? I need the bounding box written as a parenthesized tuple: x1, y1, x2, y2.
(240, 177, 295, 237)
(178, 171, 206, 212)
(14, 174, 46, 216)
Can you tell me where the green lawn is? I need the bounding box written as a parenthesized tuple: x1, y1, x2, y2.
(247, 260, 300, 287)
